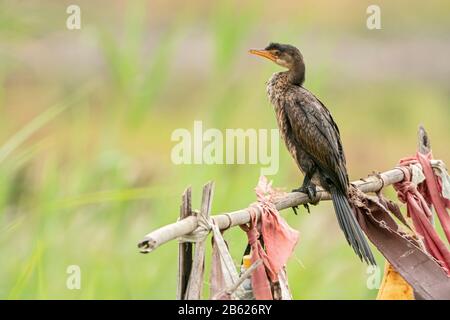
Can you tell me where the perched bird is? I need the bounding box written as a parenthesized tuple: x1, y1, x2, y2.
(249, 43, 376, 265)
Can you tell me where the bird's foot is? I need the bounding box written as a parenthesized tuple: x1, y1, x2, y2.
(292, 183, 317, 200)
(291, 183, 318, 213)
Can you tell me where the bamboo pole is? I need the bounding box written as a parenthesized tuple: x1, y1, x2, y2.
(138, 163, 440, 254)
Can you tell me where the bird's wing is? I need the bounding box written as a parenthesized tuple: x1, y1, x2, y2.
(283, 88, 349, 191)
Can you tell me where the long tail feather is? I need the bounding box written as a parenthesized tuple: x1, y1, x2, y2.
(331, 188, 376, 265)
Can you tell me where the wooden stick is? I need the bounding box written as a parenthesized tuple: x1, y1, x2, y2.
(137, 162, 441, 254)
(184, 182, 214, 300)
(418, 125, 431, 154)
(176, 187, 193, 300)
(212, 259, 262, 299)
(227, 259, 262, 295)
(418, 125, 435, 229)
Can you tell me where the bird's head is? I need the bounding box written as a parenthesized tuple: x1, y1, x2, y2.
(249, 43, 303, 70)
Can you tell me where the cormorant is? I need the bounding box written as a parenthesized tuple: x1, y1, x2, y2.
(249, 42, 376, 265)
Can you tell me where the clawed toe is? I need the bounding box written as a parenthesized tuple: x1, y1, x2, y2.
(292, 185, 317, 202)
(303, 203, 310, 214)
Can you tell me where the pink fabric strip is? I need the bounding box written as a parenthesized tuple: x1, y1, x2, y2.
(241, 209, 273, 300)
(240, 177, 299, 300)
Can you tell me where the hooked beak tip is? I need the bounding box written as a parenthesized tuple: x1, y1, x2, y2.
(248, 49, 276, 62)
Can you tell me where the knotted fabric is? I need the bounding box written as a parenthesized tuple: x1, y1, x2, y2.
(240, 176, 299, 299)
(393, 152, 450, 274)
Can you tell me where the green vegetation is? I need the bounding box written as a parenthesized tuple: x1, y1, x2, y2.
(0, 0, 449, 299)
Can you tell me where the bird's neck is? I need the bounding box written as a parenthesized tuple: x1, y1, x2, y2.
(287, 61, 305, 86)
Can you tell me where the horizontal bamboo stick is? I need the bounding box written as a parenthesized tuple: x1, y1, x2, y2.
(137, 162, 438, 254)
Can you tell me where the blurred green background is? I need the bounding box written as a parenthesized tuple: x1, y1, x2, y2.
(0, 0, 449, 299)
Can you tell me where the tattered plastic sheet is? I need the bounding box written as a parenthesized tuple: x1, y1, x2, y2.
(350, 187, 450, 299)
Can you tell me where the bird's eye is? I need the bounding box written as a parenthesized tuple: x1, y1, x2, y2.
(272, 50, 280, 55)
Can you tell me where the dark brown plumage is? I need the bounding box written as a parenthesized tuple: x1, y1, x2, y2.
(250, 43, 376, 265)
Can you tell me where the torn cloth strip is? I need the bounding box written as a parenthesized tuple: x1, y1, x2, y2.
(432, 159, 450, 204)
(349, 188, 450, 299)
(394, 153, 450, 273)
(240, 210, 273, 299)
(240, 176, 299, 300)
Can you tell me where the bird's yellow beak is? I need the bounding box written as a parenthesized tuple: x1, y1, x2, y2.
(249, 49, 277, 62)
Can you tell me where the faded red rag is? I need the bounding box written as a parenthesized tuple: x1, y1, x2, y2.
(240, 176, 299, 300)
(394, 152, 450, 274)
(416, 152, 450, 242)
(240, 210, 273, 299)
